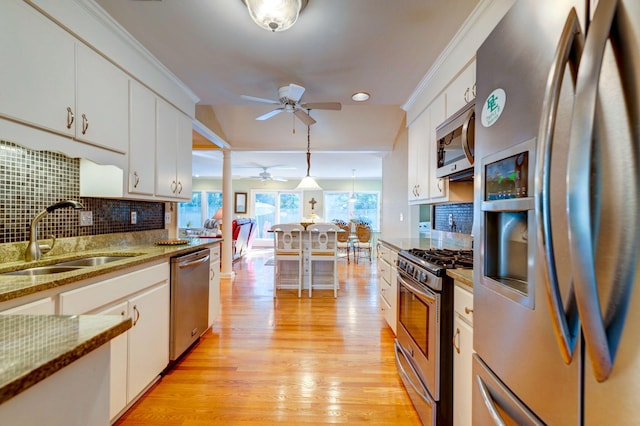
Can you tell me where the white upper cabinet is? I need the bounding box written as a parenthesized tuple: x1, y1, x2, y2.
(0, 1, 128, 155)
(0, 1, 76, 137)
(156, 98, 192, 200)
(428, 94, 448, 201)
(445, 60, 476, 117)
(408, 108, 430, 204)
(128, 81, 156, 196)
(75, 43, 129, 153)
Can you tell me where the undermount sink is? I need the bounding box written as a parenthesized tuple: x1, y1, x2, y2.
(3, 265, 86, 276)
(53, 256, 134, 267)
(2, 255, 139, 276)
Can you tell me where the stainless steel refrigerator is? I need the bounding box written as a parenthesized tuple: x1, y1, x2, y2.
(472, 0, 640, 424)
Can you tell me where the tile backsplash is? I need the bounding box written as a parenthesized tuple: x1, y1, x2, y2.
(0, 140, 164, 244)
(433, 202, 473, 234)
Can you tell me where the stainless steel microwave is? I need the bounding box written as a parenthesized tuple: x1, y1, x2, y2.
(435, 101, 475, 179)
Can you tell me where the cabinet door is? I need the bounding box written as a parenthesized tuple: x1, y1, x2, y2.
(407, 108, 429, 203)
(75, 43, 129, 153)
(128, 81, 156, 195)
(208, 244, 221, 327)
(155, 98, 179, 198)
(453, 315, 474, 426)
(446, 60, 476, 117)
(175, 110, 193, 200)
(428, 94, 449, 201)
(95, 301, 128, 420)
(127, 282, 169, 403)
(0, 1, 75, 137)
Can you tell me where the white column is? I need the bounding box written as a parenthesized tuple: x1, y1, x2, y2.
(220, 149, 234, 278)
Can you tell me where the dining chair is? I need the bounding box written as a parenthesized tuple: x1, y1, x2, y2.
(354, 223, 373, 263)
(307, 223, 339, 297)
(270, 223, 304, 298)
(334, 222, 351, 263)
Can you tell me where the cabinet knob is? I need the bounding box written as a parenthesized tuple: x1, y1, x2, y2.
(465, 307, 474, 315)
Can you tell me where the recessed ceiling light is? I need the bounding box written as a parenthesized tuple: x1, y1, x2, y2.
(352, 92, 370, 102)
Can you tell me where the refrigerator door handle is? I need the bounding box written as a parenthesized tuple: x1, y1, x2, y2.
(567, 0, 640, 382)
(476, 376, 507, 426)
(535, 7, 584, 364)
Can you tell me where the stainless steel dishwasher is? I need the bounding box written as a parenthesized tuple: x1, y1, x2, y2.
(170, 248, 210, 360)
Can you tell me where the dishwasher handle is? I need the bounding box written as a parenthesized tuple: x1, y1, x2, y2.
(178, 254, 210, 269)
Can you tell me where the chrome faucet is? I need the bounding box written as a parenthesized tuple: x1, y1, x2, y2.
(26, 200, 84, 261)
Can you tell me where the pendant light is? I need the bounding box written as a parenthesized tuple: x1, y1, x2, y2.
(243, 0, 308, 32)
(349, 169, 356, 203)
(295, 116, 322, 191)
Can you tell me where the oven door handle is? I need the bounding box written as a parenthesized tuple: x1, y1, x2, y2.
(394, 342, 434, 404)
(397, 273, 436, 304)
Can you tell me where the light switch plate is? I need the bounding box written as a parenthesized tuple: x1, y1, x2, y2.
(130, 211, 137, 225)
(165, 212, 171, 224)
(79, 211, 93, 226)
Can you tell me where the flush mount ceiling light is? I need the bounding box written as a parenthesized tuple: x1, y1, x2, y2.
(295, 116, 322, 191)
(351, 92, 370, 102)
(242, 0, 309, 32)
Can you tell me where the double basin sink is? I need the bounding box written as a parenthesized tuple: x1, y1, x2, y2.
(2, 255, 137, 276)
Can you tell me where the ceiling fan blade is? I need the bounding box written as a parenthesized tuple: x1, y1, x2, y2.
(293, 109, 316, 126)
(287, 84, 306, 103)
(256, 108, 284, 121)
(241, 94, 281, 105)
(301, 102, 342, 111)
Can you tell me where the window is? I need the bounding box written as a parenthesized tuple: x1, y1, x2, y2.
(178, 191, 222, 228)
(252, 190, 302, 240)
(324, 191, 380, 231)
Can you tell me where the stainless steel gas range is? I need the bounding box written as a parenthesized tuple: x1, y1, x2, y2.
(394, 248, 473, 425)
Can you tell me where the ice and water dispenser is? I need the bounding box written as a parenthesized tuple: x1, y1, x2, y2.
(480, 139, 536, 307)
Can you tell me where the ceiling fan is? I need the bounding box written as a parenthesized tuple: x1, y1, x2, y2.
(241, 83, 341, 126)
(246, 166, 289, 182)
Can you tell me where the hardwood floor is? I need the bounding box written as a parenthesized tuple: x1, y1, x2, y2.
(115, 248, 421, 425)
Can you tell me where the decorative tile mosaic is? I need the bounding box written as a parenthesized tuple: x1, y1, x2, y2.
(0, 140, 165, 244)
(433, 202, 474, 234)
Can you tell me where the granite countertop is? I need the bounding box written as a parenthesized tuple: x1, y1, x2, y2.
(0, 314, 131, 405)
(447, 268, 473, 288)
(0, 231, 223, 304)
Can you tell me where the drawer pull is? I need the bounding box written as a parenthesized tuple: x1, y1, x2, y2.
(465, 307, 474, 315)
(452, 328, 461, 354)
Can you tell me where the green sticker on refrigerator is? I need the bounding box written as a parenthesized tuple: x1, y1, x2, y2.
(481, 88, 506, 127)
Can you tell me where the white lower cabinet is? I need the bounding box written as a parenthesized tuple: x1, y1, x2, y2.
(208, 244, 221, 327)
(452, 283, 474, 426)
(127, 283, 170, 402)
(377, 242, 398, 334)
(58, 263, 170, 421)
(96, 301, 128, 420)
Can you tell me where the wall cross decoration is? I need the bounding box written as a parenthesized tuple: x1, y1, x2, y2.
(309, 197, 317, 210)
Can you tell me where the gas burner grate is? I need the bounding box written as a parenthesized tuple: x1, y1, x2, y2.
(407, 248, 474, 269)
